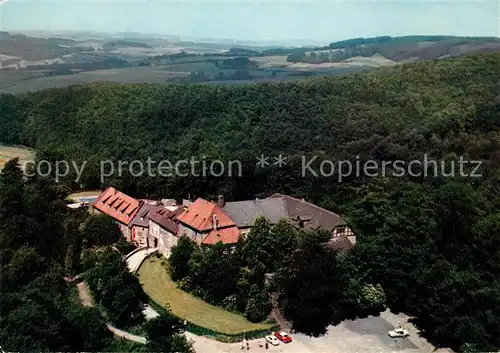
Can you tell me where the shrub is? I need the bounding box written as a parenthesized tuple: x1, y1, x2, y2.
(244, 286, 272, 323)
(115, 237, 136, 255)
(83, 214, 122, 247)
(222, 294, 238, 312)
(178, 276, 193, 292)
(81, 248, 99, 272)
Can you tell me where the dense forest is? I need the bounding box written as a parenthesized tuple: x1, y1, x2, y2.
(1, 52, 500, 351)
(0, 159, 194, 352)
(0, 159, 111, 351)
(322, 35, 500, 50)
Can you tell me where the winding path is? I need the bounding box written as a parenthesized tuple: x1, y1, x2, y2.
(76, 281, 147, 344)
(126, 247, 157, 273)
(73, 248, 161, 344)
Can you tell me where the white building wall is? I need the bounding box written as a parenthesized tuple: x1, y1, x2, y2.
(149, 220, 180, 258)
(178, 224, 204, 245)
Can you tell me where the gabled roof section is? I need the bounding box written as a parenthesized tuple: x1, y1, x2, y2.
(268, 193, 346, 232)
(129, 202, 165, 228)
(202, 226, 240, 245)
(93, 187, 141, 226)
(149, 207, 183, 234)
(222, 198, 287, 228)
(175, 198, 236, 232)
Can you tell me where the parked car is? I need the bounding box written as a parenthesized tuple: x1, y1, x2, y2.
(265, 335, 280, 346)
(388, 327, 410, 338)
(274, 331, 292, 343)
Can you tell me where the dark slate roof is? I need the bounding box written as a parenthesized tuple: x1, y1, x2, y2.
(327, 234, 355, 250)
(222, 198, 287, 228)
(129, 203, 165, 228)
(268, 193, 346, 232)
(149, 207, 183, 234)
(222, 194, 346, 232)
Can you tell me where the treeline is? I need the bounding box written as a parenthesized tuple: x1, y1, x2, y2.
(169, 217, 385, 332)
(0, 159, 112, 351)
(322, 35, 500, 50)
(102, 40, 153, 49)
(1, 53, 500, 351)
(287, 36, 500, 63)
(0, 159, 194, 352)
(173, 69, 257, 84)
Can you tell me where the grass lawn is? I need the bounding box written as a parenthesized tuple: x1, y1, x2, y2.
(67, 190, 102, 198)
(137, 258, 273, 335)
(66, 190, 102, 202)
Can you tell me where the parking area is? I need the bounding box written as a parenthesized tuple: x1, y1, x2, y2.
(187, 310, 451, 353)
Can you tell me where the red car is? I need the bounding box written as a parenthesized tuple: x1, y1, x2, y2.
(274, 331, 292, 343)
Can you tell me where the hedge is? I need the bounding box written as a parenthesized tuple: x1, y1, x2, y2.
(145, 294, 278, 343)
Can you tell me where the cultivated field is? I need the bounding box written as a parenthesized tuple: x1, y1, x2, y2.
(137, 257, 273, 335)
(0, 144, 35, 171)
(250, 55, 290, 68)
(0, 67, 185, 94)
(249, 54, 395, 69)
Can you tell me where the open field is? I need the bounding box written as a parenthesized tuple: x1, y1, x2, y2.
(0, 71, 48, 88)
(250, 55, 290, 68)
(249, 54, 396, 69)
(0, 144, 35, 171)
(137, 257, 273, 335)
(0, 65, 366, 93)
(0, 67, 184, 94)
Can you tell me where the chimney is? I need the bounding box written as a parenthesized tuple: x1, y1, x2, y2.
(218, 195, 225, 208)
(212, 214, 218, 230)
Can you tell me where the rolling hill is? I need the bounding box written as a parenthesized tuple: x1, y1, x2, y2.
(1, 33, 500, 94)
(286, 35, 500, 64)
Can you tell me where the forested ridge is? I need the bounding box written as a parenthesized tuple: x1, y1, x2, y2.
(1, 52, 500, 351)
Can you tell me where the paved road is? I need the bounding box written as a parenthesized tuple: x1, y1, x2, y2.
(107, 325, 147, 344)
(142, 304, 160, 320)
(78, 252, 450, 353)
(185, 311, 449, 353)
(126, 247, 157, 273)
(77, 282, 94, 307)
(75, 281, 149, 344)
(76, 281, 450, 353)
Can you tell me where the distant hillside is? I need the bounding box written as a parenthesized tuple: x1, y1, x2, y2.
(287, 35, 500, 64)
(102, 40, 153, 49)
(0, 31, 94, 61)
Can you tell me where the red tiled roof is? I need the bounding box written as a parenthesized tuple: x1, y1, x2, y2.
(202, 226, 240, 245)
(93, 187, 140, 226)
(175, 198, 236, 232)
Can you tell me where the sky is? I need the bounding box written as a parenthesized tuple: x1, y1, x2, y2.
(0, 0, 498, 44)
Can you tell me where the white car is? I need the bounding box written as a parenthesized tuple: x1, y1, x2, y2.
(388, 327, 410, 338)
(265, 335, 280, 346)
